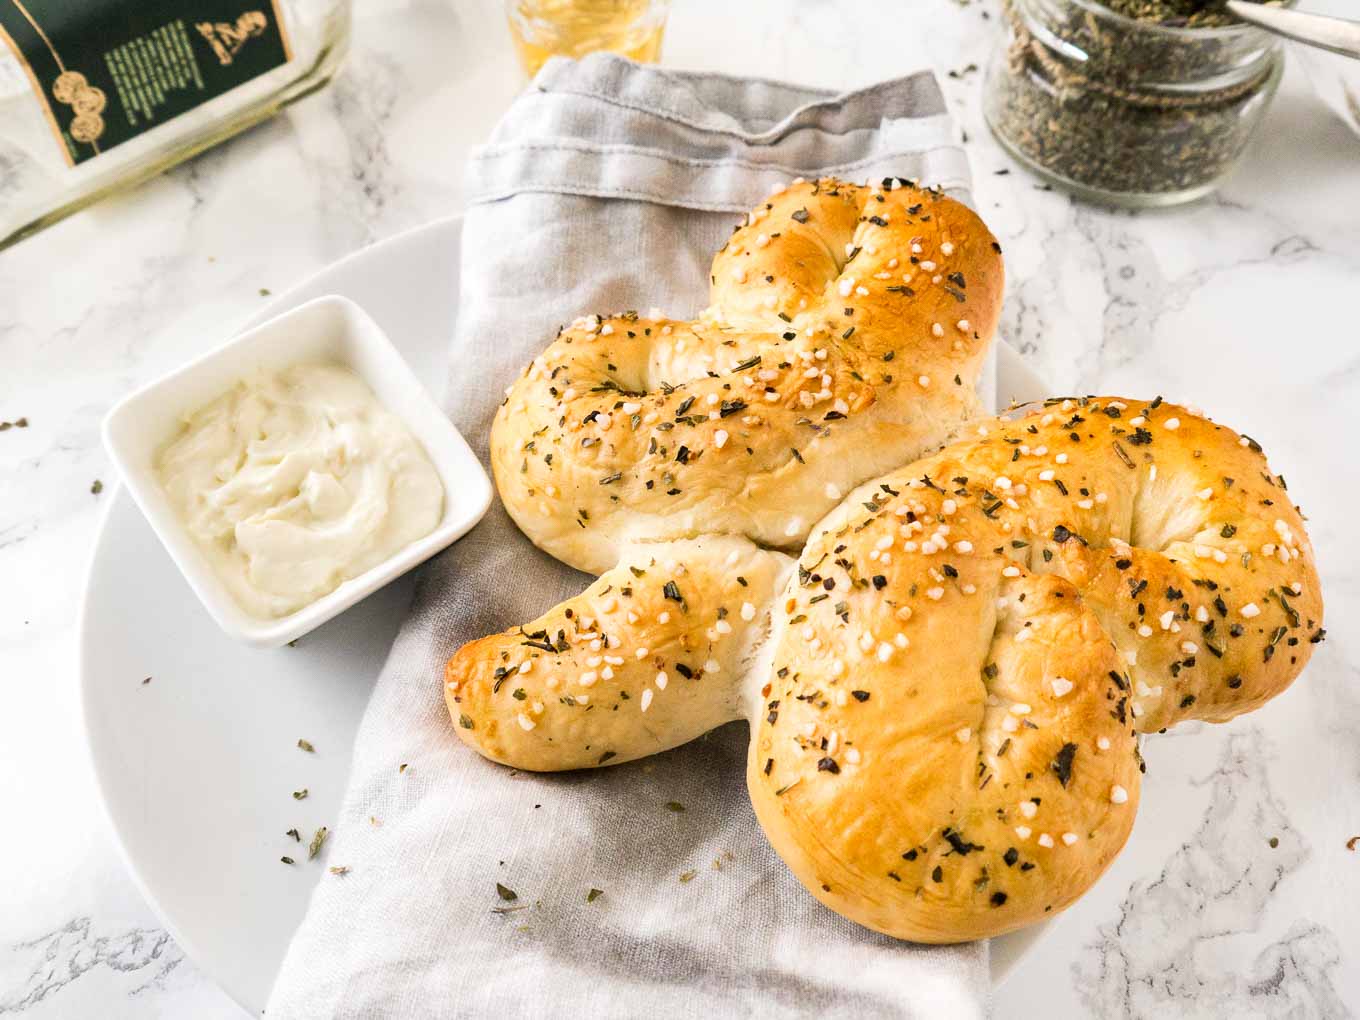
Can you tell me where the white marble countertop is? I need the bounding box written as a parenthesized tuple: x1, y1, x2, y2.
(2, 0, 1357, 1016)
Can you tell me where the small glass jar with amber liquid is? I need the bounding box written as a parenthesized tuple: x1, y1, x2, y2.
(507, 0, 669, 79)
(0, 0, 351, 250)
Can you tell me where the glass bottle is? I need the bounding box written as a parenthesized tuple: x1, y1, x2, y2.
(0, 0, 352, 250)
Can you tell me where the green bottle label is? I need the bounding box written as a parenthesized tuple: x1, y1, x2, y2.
(0, 0, 291, 166)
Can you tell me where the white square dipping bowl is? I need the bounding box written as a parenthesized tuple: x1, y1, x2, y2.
(103, 294, 492, 648)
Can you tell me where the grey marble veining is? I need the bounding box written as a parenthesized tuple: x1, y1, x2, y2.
(1, 0, 1357, 1017)
(1, 919, 184, 1013)
(1077, 728, 1346, 1018)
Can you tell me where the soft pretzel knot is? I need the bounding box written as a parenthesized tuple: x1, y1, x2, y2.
(492, 177, 1005, 575)
(446, 395, 1322, 942)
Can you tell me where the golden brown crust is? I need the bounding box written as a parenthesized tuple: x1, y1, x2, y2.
(491, 177, 1005, 575)
(446, 179, 1323, 945)
(746, 396, 1321, 941)
(750, 571, 1139, 942)
(445, 536, 791, 771)
(449, 392, 1322, 943)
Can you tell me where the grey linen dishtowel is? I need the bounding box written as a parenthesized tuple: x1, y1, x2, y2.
(269, 54, 988, 1020)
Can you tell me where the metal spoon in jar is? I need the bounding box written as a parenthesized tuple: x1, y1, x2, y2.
(1225, 2, 1360, 60)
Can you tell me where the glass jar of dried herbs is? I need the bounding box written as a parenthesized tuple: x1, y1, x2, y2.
(983, 0, 1288, 207)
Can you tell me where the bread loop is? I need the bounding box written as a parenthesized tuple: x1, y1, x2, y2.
(751, 395, 1321, 940)
(492, 177, 1005, 575)
(448, 394, 1321, 943)
(447, 161, 1321, 946)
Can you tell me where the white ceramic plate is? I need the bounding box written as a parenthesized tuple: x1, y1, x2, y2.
(79, 216, 1052, 1016)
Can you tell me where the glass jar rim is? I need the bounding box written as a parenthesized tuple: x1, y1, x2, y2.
(1055, 0, 1293, 42)
(1016, 0, 1290, 88)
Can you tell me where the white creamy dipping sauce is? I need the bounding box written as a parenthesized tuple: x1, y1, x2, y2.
(157, 361, 444, 619)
